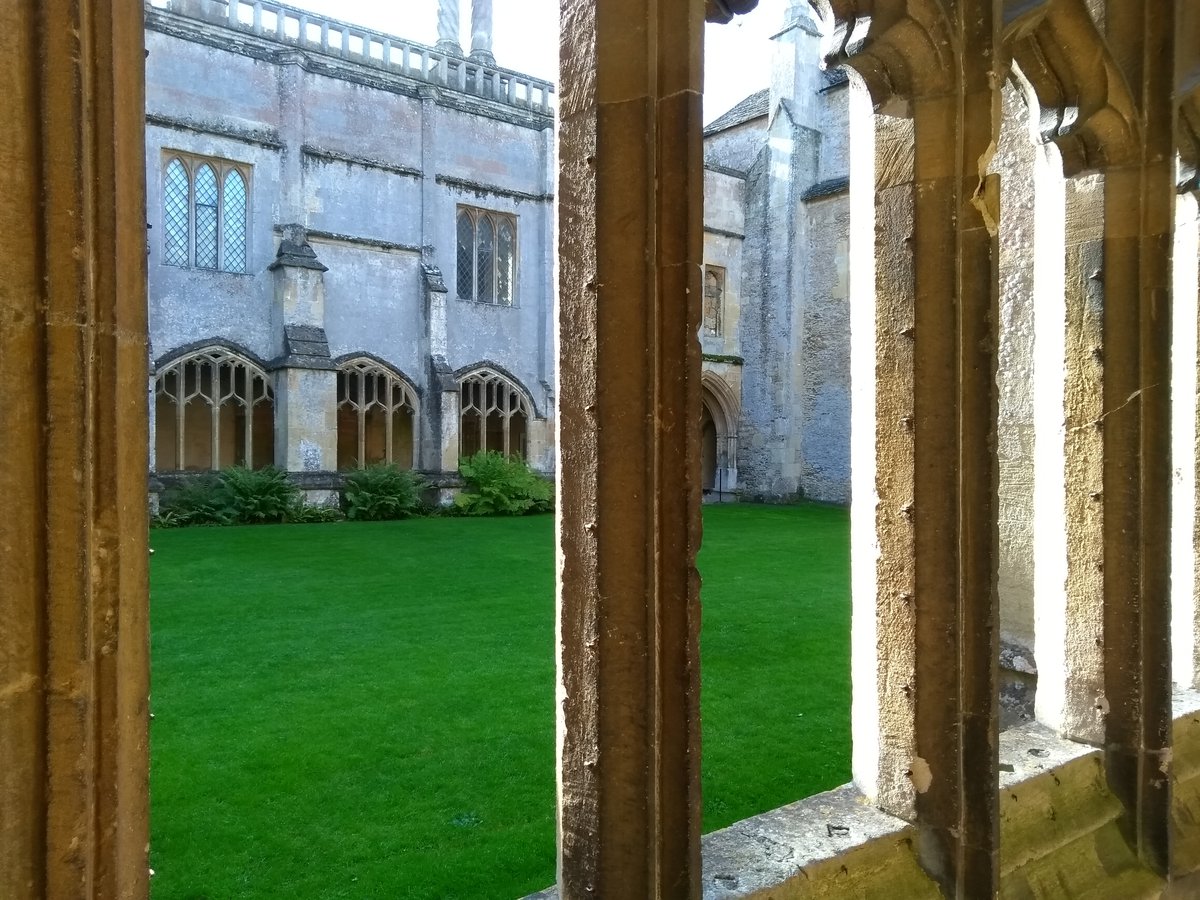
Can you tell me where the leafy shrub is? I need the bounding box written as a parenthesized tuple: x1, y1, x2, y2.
(285, 501, 345, 524)
(455, 451, 553, 517)
(219, 466, 300, 524)
(156, 466, 299, 527)
(342, 465, 428, 521)
(156, 475, 233, 527)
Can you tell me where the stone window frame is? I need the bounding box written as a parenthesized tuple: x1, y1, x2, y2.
(703, 264, 726, 336)
(455, 206, 518, 306)
(458, 366, 533, 460)
(335, 356, 420, 470)
(160, 150, 251, 274)
(153, 343, 274, 472)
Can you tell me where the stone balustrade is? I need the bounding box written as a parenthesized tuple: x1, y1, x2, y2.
(151, 0, 556, 114)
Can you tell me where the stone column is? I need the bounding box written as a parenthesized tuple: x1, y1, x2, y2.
(832, 0, 1002, 892)
(421, 259, 460, 475)
(1032, 158, 1108, 745)
(1173, 191, 1199, 690)
(435, 0, 461, 56)
(469, 0, 495, 65)
(269, 226, 338, 501)
(1097, 6, 1177, 872)
(556, 0, 709, 894)
(0, 2, 150, 897)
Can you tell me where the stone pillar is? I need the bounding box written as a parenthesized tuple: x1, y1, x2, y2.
(269, 226, 338, 500)
(832, 0, 1002, 892)
(422, 259, 459, 474)
(1032, 161, 1107, 745)
(469, 0, 495, 65)
(0, 2, 150, 897)
(435, 0, 462, 56)
(1097, 7, 1177, 872)
(1173, 191, 1199, 689)
(994, 81, 1039, 724)
(556, 0, 710, 894)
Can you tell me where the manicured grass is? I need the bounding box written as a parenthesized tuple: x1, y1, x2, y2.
(149, 504, 849, 899)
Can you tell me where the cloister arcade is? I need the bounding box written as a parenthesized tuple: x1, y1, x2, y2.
(4, 0, 1200, 898)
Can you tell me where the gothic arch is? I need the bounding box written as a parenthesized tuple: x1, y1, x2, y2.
(700, 372, 740, 495)
(333, 354, 420, 470)
(1003, 0, 1139, 174)
(456, 365, 536, 460)
(153, 342, 275, 472)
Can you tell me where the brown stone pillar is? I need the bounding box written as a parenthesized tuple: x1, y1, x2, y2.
(832, 1, 1002, 894)
(0, 2, 150, 898)
(1098, 4, 1178, 873)
(555, 0, 707, 895)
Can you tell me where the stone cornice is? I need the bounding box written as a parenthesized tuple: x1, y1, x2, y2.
(435, 175, 552, 204)
(146, 111, 285, 149)
(301, 145, 422, 178)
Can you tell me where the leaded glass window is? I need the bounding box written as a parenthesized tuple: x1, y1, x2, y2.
(222, 170, 248, 273)
(163, 159, 190, 267)
(457, 212, 475, 299)
(160, 153, 251, 272)
(476, 216, 494, 304)
(194, 165, 219, 269)
(455, 207, 517, 306)
(496, 220, 515, 305)
(459, 368, 531, 459)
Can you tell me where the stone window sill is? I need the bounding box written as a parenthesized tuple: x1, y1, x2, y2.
(527, 691, 1200, 899)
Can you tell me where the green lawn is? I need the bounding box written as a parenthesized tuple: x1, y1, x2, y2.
(148, 503, 850, 899)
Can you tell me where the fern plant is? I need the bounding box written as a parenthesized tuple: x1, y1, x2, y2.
(455, 451, 553, 517)
(342, 465, 428, 521)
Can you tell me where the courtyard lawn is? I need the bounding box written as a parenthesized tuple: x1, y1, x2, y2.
(148, 504, 850, 899)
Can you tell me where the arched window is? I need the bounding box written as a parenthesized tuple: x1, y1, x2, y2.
(455, 207, 518, 305)
(459, 368, 531, 459)
(160, 153, 250, 272)
(194, 164, 219, 269)
(222, 169, 248, 272)
(163, 158, 190, 267)
(336, 358, 419, 470)
(154, 346, 274, 472)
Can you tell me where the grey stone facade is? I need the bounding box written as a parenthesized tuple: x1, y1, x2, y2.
(145, 0, 556, 490)
(145, 0, 855, 504)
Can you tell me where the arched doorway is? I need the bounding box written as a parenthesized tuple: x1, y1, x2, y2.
(700, 375, 739, 500)
(701, 402, 718, 492)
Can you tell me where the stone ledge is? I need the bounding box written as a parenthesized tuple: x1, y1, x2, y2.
(527, 712, 1200, 899)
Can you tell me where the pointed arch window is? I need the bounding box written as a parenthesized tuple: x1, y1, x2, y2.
(459, 368, 531, 459)
(336, 358, 419, 470)
(160, 152, 251, 272)
(154, 346, 275, 472)
(455, 207, 517, 305)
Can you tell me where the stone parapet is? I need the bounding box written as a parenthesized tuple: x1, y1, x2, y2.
(147, 0, 555, 115)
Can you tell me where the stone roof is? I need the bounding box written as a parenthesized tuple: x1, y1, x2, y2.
(704, 88, 770, 136)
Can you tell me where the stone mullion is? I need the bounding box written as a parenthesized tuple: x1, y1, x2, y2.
(906, 82, 1000, 897)
(1035, 171, 1108, 742)
(556, 0, 704, 895)
(843, 3, 1003, 890)
(0, 1, 150, 897)
(1099, 2, 1177, 873)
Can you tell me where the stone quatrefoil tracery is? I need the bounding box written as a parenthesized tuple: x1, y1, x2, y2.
(336, 358, 418, 470)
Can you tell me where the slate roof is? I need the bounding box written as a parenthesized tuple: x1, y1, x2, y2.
(704, 88, 770, 136)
